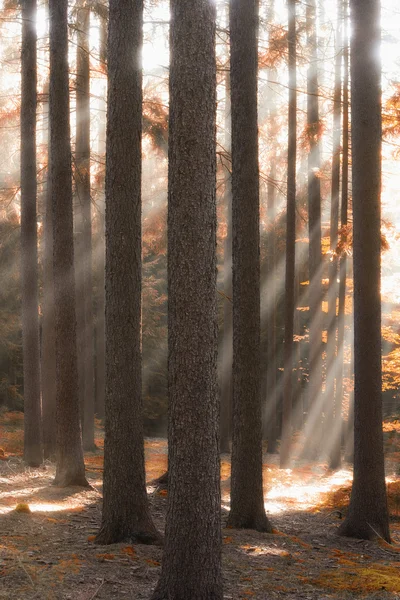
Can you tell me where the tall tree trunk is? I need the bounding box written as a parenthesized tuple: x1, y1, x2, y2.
(95, 0, 159, 545)
(151, 0, 222, 597)
(95, 78, 106, 421)
(76, 2, 95, 450)
(21, 0, 42, 467)
(227, 0, 272, 533)
(41, 82, 57, 460)
(280, 0, 297, 468)
(265, 0, 278, 454)
(49, 0, 88, 487)
(303, 0, 323, 460)
(338, 0, 390, 542)
(220, 66, 232, 454)
(327, 0, 343, 471)
(330, 0, 349, 470)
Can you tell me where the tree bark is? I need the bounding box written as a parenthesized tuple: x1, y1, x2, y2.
(75, 1, 95, 450)
(280, 0, 297, 468)
(327, 0, 343, 471)
(21, 0, 42, 467)
(338, 0, 390, 542)
(41, 83, 57, 460)
(227, 0, 272, 533)
(151, 1, 222, 597)
(303, 0, 323, 460)
(95, 0, 159, 545)
(49, 0, 88, 487)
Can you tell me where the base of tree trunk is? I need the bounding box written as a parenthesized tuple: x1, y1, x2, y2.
(227, 511, 273, 533)
(95, 522, 162, 546)
(338, 517, 391, 543)
(24, 456, 42, 469)
(52, 468, 89, 488)
(151, 586, 222, 600)
(328, 452, 341, 471)
(82, 442, 97, 453)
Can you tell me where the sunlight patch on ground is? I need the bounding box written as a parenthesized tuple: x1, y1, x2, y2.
(264, 469, 353, 514)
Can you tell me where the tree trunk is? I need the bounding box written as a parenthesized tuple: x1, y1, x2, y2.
(338, 0, 390, 542)
(330, 0, 350, 470)
(280, 0, 297, 468)
(49, 0, 88, 487)
(327, 0, 343, 471)
(151, 1, 222, 598)
(95, 0, 159, 545)
(21, 0, 42, 467)
(220, 66, 232, 455)
(303, 0, 323, 460)
(94, 83, 106, 421)
(76, 2, 95, 450)
(227, 0, 272, 533)
(41, 82, 57, 460)
(264, 0, 278, 454)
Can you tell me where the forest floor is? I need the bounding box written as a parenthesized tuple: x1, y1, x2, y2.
(1, 413, 400, 599)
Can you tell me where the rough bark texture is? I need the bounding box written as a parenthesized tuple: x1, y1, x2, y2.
(21, 0, 42, 467)
(95, 0, 159, 545)
(151, 1, 222, 598)
(338, 0, 390, 542)
(49, 0, 88, 488)
(303, 0, 323, 460)
(227, 0, 272, 533)
(75, 2, 95, 450)
(280, 0, 297, 469)
(41, 92, 57, 460)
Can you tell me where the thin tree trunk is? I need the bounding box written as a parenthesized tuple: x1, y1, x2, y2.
(21, 0, 42, 467)
(338, 0, 390, 542)
(220, 66, 232, 455)
(41, 83, 57, 460)
(76, 2, 95, 450)
(327, 0, 343, 471)
(227, 0, 272, 533)
(95, 0, 159, 545)
(151, 0, 222, 597)
(95, 82, 106, 421)
(280, 0, 297, 468)
(49, 0, 88, 487)
(265, 0, 278, 452)
(303, 0, 323, 460)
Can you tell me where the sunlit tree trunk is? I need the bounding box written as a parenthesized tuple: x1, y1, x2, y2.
(338, 0, 390, 542)
(280, 0, 297, 468)
(95, 0, 159, 545)
(21, 0, 42, 467)
(227, 0, 272, 532)
(75, 1, 95, 450)
(151, 0, 222, 597)
(49, 0, 88, 487)
(303, 0, 323, 460)
(327, 0, 343, 471)
(337, 0, 350, 465)
(264, 0, 278, 454)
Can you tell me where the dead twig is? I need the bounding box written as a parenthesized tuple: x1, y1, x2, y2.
(89, 579, 104, 600)
(17, 556, 34, 588)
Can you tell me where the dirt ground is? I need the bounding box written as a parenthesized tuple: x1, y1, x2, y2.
(1, 415, 400, 599)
